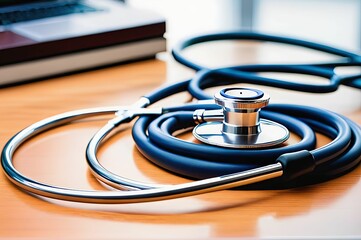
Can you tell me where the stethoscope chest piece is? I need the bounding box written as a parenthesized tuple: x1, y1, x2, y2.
(193, 87, 290, 148)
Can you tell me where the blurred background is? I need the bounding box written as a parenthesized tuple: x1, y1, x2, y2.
(128, 0, 361, 52)
(127, 0, 361, 115)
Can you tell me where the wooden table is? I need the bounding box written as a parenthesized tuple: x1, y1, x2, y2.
(1, 42, 361, 239)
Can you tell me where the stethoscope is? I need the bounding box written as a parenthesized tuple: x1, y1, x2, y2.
(2, 32, 361, 204)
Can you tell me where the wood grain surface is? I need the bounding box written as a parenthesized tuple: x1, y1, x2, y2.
(0, 42, 360, 239)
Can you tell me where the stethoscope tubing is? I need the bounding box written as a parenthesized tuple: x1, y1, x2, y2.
(189, 66, 340, 101)
(85, 32, 361, 191)
(131, 105, 360, 182)
(1, 106, 286, 203)
(172, 31, 361, 71)
(172, 31, 361, 90)
(2, 31, 361, 203)
(85, 101, 360, 191)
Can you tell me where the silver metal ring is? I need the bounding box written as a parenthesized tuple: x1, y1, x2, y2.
(193, 88, 290, 148)
(1, 106, 283, 204)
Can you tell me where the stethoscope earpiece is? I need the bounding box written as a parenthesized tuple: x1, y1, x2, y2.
(193, 87, 290, 148)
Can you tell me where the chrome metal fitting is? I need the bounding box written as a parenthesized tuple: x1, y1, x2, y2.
(193, 87, 289, 149)
(215, 88, 270, 135)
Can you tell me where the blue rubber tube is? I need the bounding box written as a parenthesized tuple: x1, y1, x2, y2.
(132, 103, 361, 187)
(172, 31, 361, 90)
(172, 32, 361, 71)
(147, 109, 315, 163)
(130, 31, 361, 188)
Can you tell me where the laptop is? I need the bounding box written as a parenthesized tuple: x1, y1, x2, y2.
(0, 0, 166, 86)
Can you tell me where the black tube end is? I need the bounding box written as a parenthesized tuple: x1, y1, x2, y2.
(276, 150, 316, 181)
